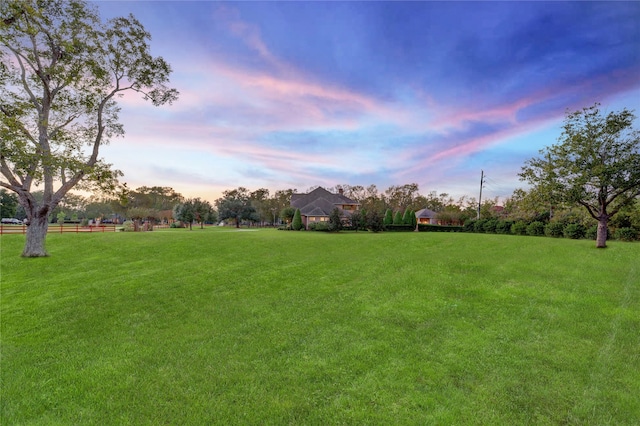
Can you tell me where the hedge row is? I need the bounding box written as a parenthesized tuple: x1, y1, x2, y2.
(463, 219, 639, 241)
(385, 224, 415, 232)
(418, 224, 464, 232)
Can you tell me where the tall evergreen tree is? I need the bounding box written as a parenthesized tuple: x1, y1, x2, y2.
(383, 209, 393, 226)
(393, 211, 403, 225)
(402, 208, 412, 225)
(292, 208, 303, 230)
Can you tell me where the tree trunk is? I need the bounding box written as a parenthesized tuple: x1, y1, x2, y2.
(22, 213, 50, 257)
(596, 218, 608, 249)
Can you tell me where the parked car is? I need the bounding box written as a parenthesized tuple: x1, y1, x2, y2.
(1, 218, 23, 225)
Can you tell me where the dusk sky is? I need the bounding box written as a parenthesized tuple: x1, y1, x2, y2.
(95, 1, 640, 204)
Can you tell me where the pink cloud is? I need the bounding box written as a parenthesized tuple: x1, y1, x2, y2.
(400, 65, 640, 176)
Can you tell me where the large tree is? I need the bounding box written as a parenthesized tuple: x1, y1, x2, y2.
(249, 187, 271, 226)
(385, 183, 419, 212)
(520, 104, 640, 248)
(128, 186, 183, 211)
(0, 0, 178, 256)
(174, 198, 215, 230)
(215, 187, 257, 228)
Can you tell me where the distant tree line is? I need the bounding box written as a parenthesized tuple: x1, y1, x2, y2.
(5, 178, 637, 240)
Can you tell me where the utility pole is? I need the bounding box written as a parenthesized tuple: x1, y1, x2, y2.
(477, 170, 484, 220)
(547, 152, 554, 220)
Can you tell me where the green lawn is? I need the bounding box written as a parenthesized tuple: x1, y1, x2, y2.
(1, 229, 638, 425)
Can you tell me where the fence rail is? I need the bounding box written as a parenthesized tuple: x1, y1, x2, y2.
(0, 224, 117, 235)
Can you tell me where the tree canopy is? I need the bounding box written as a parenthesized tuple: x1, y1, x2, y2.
(0, 0, 178, 256)
(215, 187, 257, 228)
(173, 198, 215, 230)
(520, 103, 640, 248)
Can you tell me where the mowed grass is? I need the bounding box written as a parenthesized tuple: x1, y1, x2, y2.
(1, 229, 639, 425)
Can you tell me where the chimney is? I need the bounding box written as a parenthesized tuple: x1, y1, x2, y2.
(338, 188, 344, 195)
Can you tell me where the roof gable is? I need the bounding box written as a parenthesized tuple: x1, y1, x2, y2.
(416, 208, 438, 218)
(291, 186, 359, 216)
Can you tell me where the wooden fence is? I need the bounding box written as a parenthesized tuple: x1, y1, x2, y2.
(0, 224, 117, 235)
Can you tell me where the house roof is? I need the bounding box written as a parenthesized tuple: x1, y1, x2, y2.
(291, 187, 359, 217)
(415, 208, 438, 219)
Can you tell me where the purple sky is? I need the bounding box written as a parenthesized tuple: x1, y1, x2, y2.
(95, 1, 640, 203)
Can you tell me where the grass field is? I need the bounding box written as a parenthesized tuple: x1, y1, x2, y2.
(1, 229, 638, 425)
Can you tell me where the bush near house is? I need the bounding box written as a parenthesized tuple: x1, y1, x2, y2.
(308, 222, 329, 232)
(327, 208, 343, 232)
(292, 209, 303, 231)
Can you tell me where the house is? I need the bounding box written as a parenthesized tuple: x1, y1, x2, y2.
(415, 208, 438, 224)
(290, 187, 360, 229)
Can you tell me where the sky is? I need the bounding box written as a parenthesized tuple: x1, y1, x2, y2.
(94, 1, 640, 204)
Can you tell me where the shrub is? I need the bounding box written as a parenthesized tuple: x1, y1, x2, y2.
(564, 223, 585, 239)
(482, 219, 498, 234)
(308, 222, 329, 232)
(122, 220, 135, 232)
(526, 221, 545, 236)
(614, 227, 638, 242)
(463, 219, 476, 232)
(170, 221, 184, 228)
(511, 221, 527, 235)
(80, 218, 89, 227)
(474, 219, 488, 233)
(545, 222, 565, 238)
(495, 220, 513, 234)
(292, 209, 303, 231)
(385, 224, 414, 232)
(418, 224, 463, 232)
